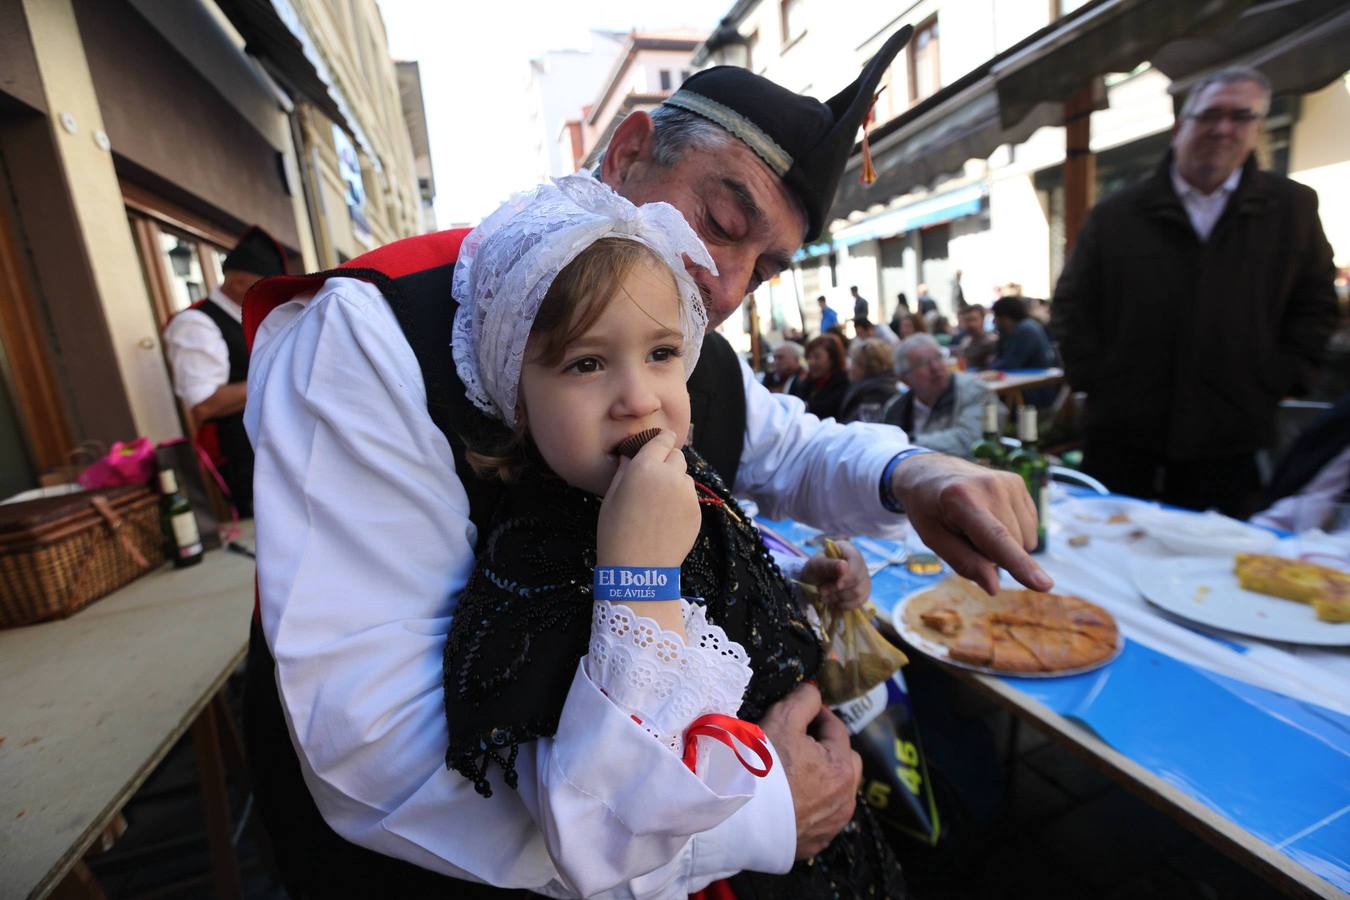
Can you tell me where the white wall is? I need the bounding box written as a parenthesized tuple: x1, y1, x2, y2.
(987, 174, 1051, 298)
(1289, 75, 1350, 266)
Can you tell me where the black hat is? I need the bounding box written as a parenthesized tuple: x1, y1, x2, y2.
(222, 226, 287, 277)
(664, 26, 912, 240)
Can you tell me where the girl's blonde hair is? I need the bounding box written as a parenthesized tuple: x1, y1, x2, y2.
(464, 237, 669, 481)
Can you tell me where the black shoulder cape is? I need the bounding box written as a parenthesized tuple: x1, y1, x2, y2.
(443, 448, 820, 795)
(441, 449, 907, 899)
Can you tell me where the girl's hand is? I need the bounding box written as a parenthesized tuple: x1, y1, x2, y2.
(597, 430, 700, 568)
(799, 540, 870, 610)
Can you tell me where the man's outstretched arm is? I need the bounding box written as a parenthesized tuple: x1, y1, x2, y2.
(737, 362, 1050, 594)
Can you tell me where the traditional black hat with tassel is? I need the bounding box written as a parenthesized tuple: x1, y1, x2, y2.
(663, 26, 913, 240)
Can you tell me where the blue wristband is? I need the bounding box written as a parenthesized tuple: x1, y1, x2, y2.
(880, 447, 933, 513)
(593, 566, 682, 601)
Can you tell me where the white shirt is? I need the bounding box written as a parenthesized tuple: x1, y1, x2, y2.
(911, 398, 933, 436)
(244, 277, 911, 898)
(162, 289, 242, 408)
(1170, 163, 1242, 242)
(1251, 445, 1350, 535)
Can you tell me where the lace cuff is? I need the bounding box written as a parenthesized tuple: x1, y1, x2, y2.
(586, 600, 752, 754)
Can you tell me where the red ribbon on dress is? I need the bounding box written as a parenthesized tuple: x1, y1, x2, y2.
(683, 716, 768, 900)
(680, 714, 773, 777)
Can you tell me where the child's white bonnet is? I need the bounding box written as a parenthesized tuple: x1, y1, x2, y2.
(451, 174, 716, 425)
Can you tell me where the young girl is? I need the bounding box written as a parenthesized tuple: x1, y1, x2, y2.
(443, 175, 903, 899)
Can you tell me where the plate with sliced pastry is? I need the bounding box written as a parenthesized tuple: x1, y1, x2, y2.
(1131, 553, 1350, 645)
(892, 577, 1122, 677)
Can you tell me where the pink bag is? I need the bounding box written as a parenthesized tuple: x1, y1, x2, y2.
(77, 438, 158, 490)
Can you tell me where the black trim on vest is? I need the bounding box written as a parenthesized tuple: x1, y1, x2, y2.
(193, 298, 253, 516)
(686, 330, 746, 487)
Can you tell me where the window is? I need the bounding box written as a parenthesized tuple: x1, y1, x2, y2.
(681, 69, 691, 83)
(908, 18, 940, 103)
(659, 69, 672, 91)
(781, 0, 806, 47)
(122, 188, 235, 330)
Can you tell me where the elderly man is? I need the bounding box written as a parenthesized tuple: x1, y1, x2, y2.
(764, 340, 807, 394)
(242, 26, 1047, 897)
(1052, 67, 1337, 516)
(885, 334, 994, 457)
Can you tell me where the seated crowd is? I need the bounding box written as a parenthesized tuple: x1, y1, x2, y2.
(763, 293, 1051, 457)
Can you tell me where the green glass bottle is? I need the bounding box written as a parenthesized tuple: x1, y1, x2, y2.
(970, 396, 1005, 469)
(1006, 406, 1048, 554)
(159, 467, 203, 568)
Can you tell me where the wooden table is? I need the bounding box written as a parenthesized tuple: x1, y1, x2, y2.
(985, 367, 1065, 408)
(0, 527, 256, 899)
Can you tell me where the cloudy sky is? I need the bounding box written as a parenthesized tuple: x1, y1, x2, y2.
(379, 0, 733, 227)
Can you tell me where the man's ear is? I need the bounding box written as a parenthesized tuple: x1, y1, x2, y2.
(601, 111, 655, 190)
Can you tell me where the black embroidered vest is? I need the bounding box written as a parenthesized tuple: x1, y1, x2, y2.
(192, 298, 254, 516)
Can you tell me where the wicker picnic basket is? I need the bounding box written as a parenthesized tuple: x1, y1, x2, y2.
(0, 485, 166, 628)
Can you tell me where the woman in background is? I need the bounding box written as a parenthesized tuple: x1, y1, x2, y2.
(797, 334, 850, 420)
(839, 338, 900, 423)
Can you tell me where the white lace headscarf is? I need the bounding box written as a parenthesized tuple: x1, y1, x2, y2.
(452, 175, 715, 425)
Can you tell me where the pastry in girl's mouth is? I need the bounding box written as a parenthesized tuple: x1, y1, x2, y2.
(612, 428, 662, 459)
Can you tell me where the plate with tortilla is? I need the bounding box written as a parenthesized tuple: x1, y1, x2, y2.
(892, 577, 1122, 677)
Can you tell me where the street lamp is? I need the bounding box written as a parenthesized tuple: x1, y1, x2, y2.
(167, 240, 194, 278)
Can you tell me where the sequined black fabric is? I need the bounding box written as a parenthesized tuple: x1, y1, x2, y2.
(442, 448, 904, 898)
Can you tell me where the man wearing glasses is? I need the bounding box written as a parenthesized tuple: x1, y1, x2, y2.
(1051, 67, 1337, 516)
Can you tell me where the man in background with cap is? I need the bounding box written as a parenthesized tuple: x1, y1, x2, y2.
(163, 226, 285, 516)
(243, 26, 1048, 896)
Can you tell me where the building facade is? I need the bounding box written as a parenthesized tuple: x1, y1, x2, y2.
(578, 31, 707, 170)
(525, 31, 627, 181)
(0, 0, 431, 496)
(397, 60, 438, 233)
(698, 0, 1349, 349)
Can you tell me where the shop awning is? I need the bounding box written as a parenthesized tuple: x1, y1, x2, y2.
(214, 0, 376, 160)
(1152, 0, 1350, 98)
(833, 184, 986, 247)
(829, 0, 1254, 224)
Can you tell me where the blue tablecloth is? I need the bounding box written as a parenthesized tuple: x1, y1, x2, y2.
(757, 517, 1350, 892)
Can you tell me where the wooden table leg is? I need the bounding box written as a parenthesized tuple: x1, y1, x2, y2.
(191, 693, 242, 900)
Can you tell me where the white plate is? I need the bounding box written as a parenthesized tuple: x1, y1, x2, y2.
(1132, 556, 1350, 646)
(890, 587, 1123, 678)
(1053, 496, 1155, 539)
(1128, 506, 1278, 557)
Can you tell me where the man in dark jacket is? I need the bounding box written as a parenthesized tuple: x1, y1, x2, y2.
(1051, 67, 1337, 516)
(991, 296, 1058, 408)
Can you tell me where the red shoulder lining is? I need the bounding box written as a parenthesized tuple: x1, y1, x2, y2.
(242, 228, 472, 350)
